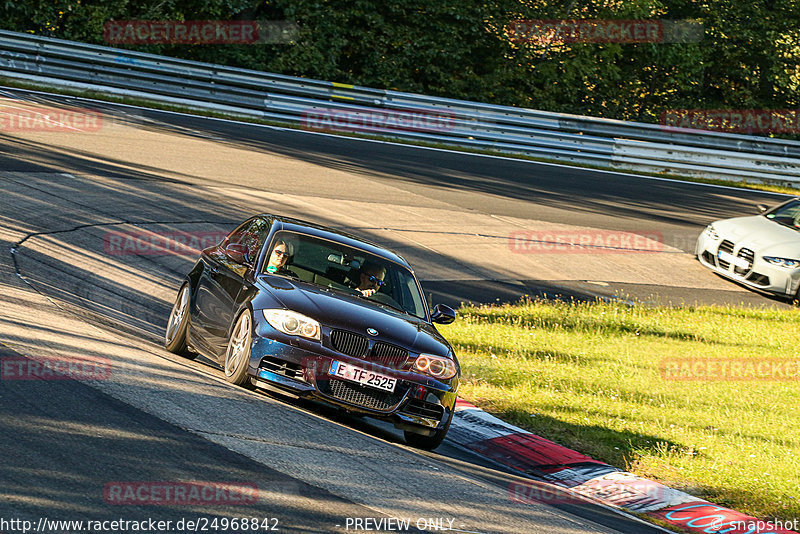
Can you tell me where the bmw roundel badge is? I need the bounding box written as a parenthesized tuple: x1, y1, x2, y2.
(367, 328, 379, 336)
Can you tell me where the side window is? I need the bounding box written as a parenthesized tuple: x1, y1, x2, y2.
(225, 220, 253, 246)
(215, 219, 271, 277)
(242, 218, 271, 263)
(207, 221, 251, 265)
(225, 218, 270, 262)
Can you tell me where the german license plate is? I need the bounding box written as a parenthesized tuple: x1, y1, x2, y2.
(329, 360, 397, 392)
(718, 250, 750, 269)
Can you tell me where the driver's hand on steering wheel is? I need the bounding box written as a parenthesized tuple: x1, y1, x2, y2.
(358, 288, 377, 297)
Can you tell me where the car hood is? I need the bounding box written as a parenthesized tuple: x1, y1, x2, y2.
(713, 215, 800, 256)
(255, 275, 451, 356)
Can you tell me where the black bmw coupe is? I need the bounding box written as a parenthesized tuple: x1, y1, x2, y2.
(165, 215, 459, 449)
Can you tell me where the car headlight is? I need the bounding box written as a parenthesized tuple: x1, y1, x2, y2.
(762, 256, 800, 269)
(704, 224, 720, 240)
(263, 309, 320, 340)
(413, 354, 457, 380)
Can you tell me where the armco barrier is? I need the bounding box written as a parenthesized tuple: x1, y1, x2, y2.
(1, 29, 800, 183)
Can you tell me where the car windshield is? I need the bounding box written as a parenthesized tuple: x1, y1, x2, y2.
(764, 199, 800, 231)
(262, 230, 428, 320)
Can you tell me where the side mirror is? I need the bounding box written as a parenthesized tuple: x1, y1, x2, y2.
(757, 204, 768, 213)
(225, 243, 251, 265)
(431, 303, 456, 324)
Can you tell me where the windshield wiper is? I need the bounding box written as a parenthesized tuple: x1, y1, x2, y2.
(372, 299, 417, 318)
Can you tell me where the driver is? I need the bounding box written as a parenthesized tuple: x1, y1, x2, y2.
(265, 239, 297, 276)
(354, 262, 386, 297)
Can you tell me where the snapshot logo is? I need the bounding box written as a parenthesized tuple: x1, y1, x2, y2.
(103, 20, 298, 45)
(654, 502, 799, 534)
(0, 105, 103, 132)
(660, 358, 800, 381)
(661, 109, 800, 134)
(302, 108, 456, 135)
(1, 356, 112, 381)
(103, 230, 228, 256)
(104, 481, 259, 506)
(507, 19, 703, 44)
(508, 230, 664, 254)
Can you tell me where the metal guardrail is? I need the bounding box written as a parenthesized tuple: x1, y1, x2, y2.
(1, 29, 799, 183)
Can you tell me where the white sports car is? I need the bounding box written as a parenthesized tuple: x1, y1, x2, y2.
(696, 197, 800, 300)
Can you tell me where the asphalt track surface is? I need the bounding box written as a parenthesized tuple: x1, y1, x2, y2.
(0, 87, 791, 533)
(0, 86, 793, 310)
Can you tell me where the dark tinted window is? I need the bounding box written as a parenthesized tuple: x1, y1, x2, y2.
(263, 231, 427, 319)
(765, 199, 800, 230)
(225, 218, 271, 260)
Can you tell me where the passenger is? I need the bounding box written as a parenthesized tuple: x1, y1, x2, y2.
(355, 262, 386, 297)
(265, 239, 296, 276)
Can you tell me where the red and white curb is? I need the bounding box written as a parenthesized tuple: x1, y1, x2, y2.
(450, 399, 795, 534)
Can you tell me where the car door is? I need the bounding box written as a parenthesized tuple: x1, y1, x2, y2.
(193, 220, 253, 358)
(194, 218, 272, 360)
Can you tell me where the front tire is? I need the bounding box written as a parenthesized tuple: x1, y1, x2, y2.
(224, 309, 253, 387)
(404, 407, 454, 450)
(165, 284, 196, 359)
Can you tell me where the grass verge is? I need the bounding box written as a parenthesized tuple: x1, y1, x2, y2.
(2, 76, 800, 197)
(439, 298, 800, 521)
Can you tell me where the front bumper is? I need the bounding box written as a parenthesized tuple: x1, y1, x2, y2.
(695, 232, 800, 297)
(247, 329, 457, 435)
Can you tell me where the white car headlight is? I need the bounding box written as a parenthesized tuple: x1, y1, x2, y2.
(704, 224, 720, 240)
(413, 354, 457, 380)
(263, 309, 320, 340)
(762, 256, 800, 269)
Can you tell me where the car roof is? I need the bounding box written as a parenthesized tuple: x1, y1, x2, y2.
(260, 214, 411, 269)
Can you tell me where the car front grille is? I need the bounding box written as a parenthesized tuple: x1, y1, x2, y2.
(330, 329, 369, 358)
(717, 240, 735, 269)
(319, 379, 404, 411)
(734, 248, 754, 276)
(371, 342, 410, 370)
(328, 330, 411, 369)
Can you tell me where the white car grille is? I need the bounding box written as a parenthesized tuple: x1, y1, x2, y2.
(715, 240, 755, 277)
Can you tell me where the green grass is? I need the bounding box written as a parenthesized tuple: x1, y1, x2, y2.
(3, 76, 800, 197)
(440, 298, 800, 521)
